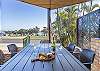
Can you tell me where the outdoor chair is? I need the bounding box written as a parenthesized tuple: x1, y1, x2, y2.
(79, 49, 95, 70)
(7, 44, 18, 57)
(66, 43, 75, 53)
(0, 50, 5, 65)
(72, 46, 82, 59)
(0, 50, 10, 65)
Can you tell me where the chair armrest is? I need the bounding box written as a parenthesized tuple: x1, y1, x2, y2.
(69, 51, 73, 53)
(83, 62, 92, 65)
(11, 52, 17, 57)
(73, 52, 80, 54)
(12, 52, 17, 53)
(12, 52, 17, 54)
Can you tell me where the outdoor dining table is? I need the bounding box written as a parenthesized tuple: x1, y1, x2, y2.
(0, 43, 89, 71)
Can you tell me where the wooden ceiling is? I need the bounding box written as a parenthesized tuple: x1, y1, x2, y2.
(19, 0, 90, 9)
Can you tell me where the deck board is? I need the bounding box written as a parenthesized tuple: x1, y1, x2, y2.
(12, 45, 34, 71)
(33, 44, 44, 71)
(22, 44, 41, 71)
(52, 55, 64, 71)
(43, 43, 53, 71)
(57, 52, 73, 71)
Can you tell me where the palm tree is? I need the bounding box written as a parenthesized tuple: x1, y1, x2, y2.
(33, 26, 40, 36)
(80, 1, 100, 16)
(28, 29, 34, 35)
(41, 27, 48, 36)
(52, 20, 59, 35)
(52, 5, 78, 47)
(17, 29, 26, 36)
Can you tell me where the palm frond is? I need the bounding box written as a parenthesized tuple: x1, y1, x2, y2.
(92, 4, 100, 10)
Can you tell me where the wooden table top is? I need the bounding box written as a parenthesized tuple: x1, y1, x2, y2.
(0, 43, 89, 71)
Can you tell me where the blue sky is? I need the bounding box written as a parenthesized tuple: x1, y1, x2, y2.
(0, 0, 100, 31)
(1, 0, 50, 31)
(0, 0, 56, 31)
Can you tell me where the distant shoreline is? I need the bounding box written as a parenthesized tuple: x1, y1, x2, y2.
(0, 36, 24, 43)
(0, 36, 46, 43)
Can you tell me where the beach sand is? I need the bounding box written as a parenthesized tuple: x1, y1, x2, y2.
(0, 36, 25, 54)
(0, 43, 23, 54)
(0, 36, 40, 54)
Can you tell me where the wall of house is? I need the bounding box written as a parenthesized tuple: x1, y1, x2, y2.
(91, 38, 100, 71)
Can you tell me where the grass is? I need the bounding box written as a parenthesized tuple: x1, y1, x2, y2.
(1, 35, 49, 40)
(30, 36, 48, 40)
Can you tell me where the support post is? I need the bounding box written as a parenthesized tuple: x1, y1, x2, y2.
(76, 19, 79, 46)
(48, 8, 51, 43)
(99, 24, 100, 38)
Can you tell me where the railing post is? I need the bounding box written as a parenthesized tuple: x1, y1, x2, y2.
(23, 35, 30, 47)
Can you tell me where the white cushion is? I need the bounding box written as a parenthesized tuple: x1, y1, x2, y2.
(74, 46, 82, 52)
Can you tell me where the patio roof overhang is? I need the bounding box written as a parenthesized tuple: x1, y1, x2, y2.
(19, 0, 90, 9)
(18, 0, 90, 43)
